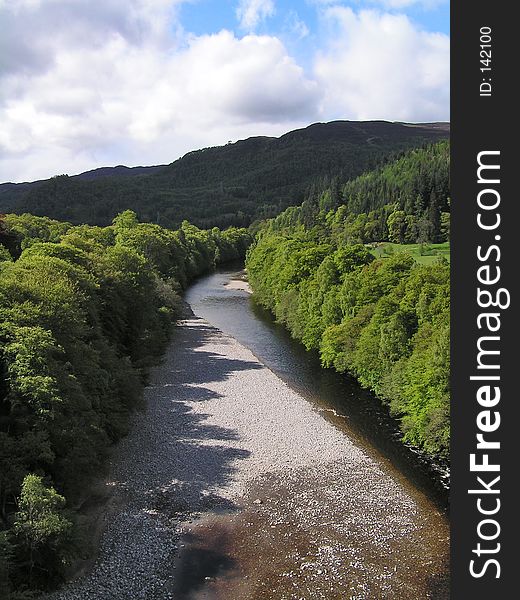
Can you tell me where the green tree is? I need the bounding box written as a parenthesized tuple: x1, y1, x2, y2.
(387, 210, 408, 244)
(14, 475, 72, 584)
(0, 210, 252, 594)
(0, 245, 12, 262)
(112, 209, 138, 230)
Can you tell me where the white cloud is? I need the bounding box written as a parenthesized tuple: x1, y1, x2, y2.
(0, 0, 318, 182)
(0, 0, 184, 79)
(0, 1, 449, 183)
(236, 0, 275, 32)
(285, 10, 310, 40)
(314, 7, 449, 122)
(366, 0, 447, 9)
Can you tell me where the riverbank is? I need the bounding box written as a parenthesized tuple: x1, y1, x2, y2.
(217, 270, 449, 502)
(45, 310, 448, 599)
(223, 278, 252, 293)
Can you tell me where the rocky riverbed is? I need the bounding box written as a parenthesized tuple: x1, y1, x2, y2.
(45, 315, 449, 600)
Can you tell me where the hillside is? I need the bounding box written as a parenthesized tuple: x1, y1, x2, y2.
(267, 141, 450, 243)
(0, 121, 449, 230)
(246, 142, 450, 457)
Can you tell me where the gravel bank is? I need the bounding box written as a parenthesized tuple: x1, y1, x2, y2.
(45, 316, 448, 600)
(223, 279, 252, 293)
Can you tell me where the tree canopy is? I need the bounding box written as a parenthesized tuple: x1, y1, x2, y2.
(0, 211, 251, 595)
(246, 142, 450, 460)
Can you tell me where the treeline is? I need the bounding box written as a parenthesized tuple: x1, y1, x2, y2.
(246, 144, 450, 460)
(0, 211, 251, 596)
(268, 142, 450, 245)
(0, 121, 448, 231)
(247, 234, 449, 458)
(341, 140, 449, 213)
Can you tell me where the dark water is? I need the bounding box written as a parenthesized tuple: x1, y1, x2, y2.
(185, 265, 449, 510)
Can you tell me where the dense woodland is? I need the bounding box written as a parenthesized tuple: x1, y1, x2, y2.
(0, 212, 251, 596)
(0, 130, 450, 597)
(267, 141, 450, 245)
(0, 121, 448, 230)
(246, 142, 450, 459)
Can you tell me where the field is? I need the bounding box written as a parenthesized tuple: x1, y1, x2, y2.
(370, 242, 450, 265)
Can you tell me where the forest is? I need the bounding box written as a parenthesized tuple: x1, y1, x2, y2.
(266, 140, 450, 244)
(0, 136, 450, 597)
(0, 121, 448, 231)
(0, 212, 251, 597)
(246, 141, 450, 459)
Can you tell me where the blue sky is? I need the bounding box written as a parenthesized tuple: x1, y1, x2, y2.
(180, 1, 449, 36)
(180, 0, 449, 70)
(0, 0, 449, 182)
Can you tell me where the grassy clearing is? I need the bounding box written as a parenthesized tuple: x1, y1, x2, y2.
(369, 242, 450, 265)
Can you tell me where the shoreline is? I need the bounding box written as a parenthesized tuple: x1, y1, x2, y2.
(45, 315, 448, 599)
(237, 268, 450, 502)
(223, 276, 252, 294)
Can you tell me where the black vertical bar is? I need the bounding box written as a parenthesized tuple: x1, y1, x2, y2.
(451, 2, 515, 597)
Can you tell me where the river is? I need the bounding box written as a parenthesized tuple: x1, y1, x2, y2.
(186, 266, 449, 508)
(46, 264, 450, 600)
(179, 265, 450, 599)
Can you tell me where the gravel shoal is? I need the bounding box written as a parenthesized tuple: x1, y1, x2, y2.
(45, 317, 448, 600)
(223, 279, 252, 293)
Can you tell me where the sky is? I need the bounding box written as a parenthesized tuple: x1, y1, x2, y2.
(0, 0, 450, 183)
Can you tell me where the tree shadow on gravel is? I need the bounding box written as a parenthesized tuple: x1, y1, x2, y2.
(153, 319, 264, 387)
(120, 320, 260, 501)
(107, 318, 263, 590)
(131, 317, 262, 595)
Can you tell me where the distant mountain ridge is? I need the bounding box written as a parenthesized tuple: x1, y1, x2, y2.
(0, 120, 449, 229)
(75, 164, 167, 181)
(0, 165, 166, 203)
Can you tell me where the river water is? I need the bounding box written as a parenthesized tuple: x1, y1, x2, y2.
(185, 266, 449, 508)
(182, 265, 450, 599)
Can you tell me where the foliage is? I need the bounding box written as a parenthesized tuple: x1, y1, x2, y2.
(246, 146, 450, 459)
(14, 475, 72, 585)
(0, 211, 251, 593)
(264, 141, 450, 246)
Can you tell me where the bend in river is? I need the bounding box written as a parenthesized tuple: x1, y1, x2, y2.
(45, 266, 449, 600)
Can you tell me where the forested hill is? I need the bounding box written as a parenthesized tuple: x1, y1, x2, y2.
(0, 121, 448, 230)
(246, 141, 450, 458)
(267, 141, 449, 244)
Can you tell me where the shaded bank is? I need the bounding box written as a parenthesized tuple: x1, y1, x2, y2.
(44, 269, 449, 599)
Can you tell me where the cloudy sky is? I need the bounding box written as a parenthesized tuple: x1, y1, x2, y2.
(0, 0, 449, 183)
